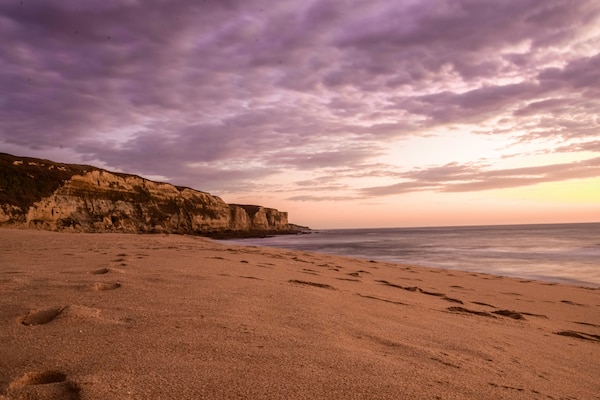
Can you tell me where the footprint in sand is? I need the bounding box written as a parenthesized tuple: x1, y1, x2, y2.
(302, 268, 320, 276)
(442, 296, 464, 304)
(111, 253, 129, 267)
(90, 267, 110, 275)
(573, 321, 600, 328)
(20, 307, 64, 326)
(561, 300, 586, 306)
(357, 294, 407, 306)
(555, 330, 600, 342)
(7, 370, 80, 400)
(289, 280, 336, 290)
(93, 282, 121, 291)
(492, 310, 526, 320)
(447, 306, 495, 318)
(472, 301, 496, 308)
(336, 277, 361, 282)
(448, 307, 542, 320)
(376, 280, 464, 304)
(291, 256, 312, 264)
(20, 306, 102, 326)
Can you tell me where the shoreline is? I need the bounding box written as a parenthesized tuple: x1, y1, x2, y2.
(225, 237, 600, 289)
(1, 228, 599, 399)
(225, 223, 600, 289)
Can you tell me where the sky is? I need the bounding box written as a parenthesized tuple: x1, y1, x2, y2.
(1, 0, 599, 229)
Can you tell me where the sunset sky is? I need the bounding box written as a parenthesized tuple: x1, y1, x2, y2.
(1, 0, 599, 228)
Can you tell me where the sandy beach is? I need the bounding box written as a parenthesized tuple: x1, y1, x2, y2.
(1, 228, 598, 399)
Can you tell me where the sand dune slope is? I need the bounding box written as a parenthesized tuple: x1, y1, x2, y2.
(1, 229, 598, 399)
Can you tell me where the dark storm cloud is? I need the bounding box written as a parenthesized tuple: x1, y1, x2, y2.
(1, 0, 599, 193)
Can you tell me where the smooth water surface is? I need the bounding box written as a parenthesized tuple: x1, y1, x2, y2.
(226, 223, 600, 287)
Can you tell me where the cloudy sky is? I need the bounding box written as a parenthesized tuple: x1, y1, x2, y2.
(2, 0, 599, 228)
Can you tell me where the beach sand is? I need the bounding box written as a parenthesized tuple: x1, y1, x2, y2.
(0, 228, 598, 399)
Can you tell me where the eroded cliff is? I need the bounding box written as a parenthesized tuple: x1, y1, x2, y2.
(0, 153, 292, 236)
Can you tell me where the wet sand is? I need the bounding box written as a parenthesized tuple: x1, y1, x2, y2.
(1, 228, 599, 399)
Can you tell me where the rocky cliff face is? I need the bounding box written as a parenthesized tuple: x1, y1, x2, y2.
(0, 153, 292, 236)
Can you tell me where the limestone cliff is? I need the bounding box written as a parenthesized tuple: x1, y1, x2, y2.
(0, 153, 294, 236)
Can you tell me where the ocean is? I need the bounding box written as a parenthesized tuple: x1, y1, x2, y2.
(224, 223, 600, 288)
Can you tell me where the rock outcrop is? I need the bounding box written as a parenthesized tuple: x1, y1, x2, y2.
(0, 153, 295, 237)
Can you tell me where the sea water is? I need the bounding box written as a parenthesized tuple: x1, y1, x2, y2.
(225, 223, 600, 287)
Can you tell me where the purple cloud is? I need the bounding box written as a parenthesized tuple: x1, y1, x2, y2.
(1, 0, 598, 199)
(362, 157, 600, 196)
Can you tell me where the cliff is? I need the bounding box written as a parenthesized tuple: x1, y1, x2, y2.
(0, 153, 295, 237)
